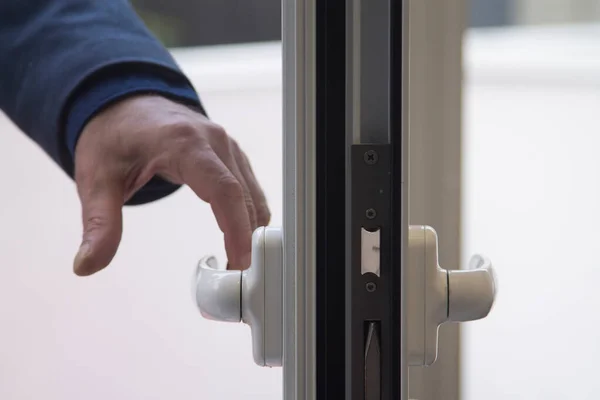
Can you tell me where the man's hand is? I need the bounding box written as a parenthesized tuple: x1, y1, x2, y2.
(72, 95, 270, 276)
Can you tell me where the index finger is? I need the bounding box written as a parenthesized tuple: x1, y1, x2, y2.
(178, 150, 253, 270)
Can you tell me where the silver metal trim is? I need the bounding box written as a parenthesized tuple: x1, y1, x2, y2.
(347, 0, 391, 145)
(347, 0, 361, 144)
(282, 0, 317, 398)
(406, 1, 465, 398)
(400, 1, 410, 398)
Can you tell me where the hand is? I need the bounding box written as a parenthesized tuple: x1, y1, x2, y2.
(72, 95, 270, 276)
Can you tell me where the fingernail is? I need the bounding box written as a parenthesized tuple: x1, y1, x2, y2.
(73, 242, 91, 275)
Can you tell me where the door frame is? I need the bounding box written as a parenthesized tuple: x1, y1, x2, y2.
(407, 1, 466, 399)
(281, 1, 466, 398)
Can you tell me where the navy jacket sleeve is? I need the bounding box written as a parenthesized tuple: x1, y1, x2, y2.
(0, 0, 206, 205)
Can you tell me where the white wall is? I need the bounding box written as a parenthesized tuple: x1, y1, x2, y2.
(462, 24, 600, 399)
(0, 43, 283, 400)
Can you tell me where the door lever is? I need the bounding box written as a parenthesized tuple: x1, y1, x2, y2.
(192, 226, 283, 367)
(191, 225, 497, 370)
(407, 225, 497, 366)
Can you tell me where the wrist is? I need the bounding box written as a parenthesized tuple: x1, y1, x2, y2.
(65, 68, 202, 159)
(66, 67, 204, 205)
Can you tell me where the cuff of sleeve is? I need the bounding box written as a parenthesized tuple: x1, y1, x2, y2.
(65, 71, 202, 205)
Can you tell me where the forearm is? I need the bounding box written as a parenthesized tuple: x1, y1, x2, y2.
(0, 0, 205, 203)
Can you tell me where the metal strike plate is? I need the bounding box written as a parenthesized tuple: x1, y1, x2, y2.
(348, 144, 392, 399)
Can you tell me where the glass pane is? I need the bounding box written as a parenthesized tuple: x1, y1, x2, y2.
(462, 7, 600, 400)
(469, 0, 600, 28)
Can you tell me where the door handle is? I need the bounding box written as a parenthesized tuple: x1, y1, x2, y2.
(192, 225, 497, 368)
(447, 253, 497, 323)
(407, 225, 497, 366)
(193, 255, 242, 323)
(192, 226, 283, 367)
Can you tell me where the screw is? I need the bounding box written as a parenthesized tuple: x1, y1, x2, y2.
(366, 282, 377, 292)
(364, 150, 378, 165)
(365, 208, 377, 219)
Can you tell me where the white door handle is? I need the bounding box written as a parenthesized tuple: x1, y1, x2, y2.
(192, 226, 283, 367)
(447, 253, 497, 322)
(192, 225, 496, 369)
(407, 225, 497, 366)
(193, 256, 242, 323)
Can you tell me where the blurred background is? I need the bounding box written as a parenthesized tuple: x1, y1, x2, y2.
(130, 0, 600, 46)
(0, 1, 599, 400)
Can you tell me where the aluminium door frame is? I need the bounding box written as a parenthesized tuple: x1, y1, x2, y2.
(407, 1, 465, 399)
(282, 0, 317, 398)
(282, 0, 409, 399)
(282, 1, 464, 399)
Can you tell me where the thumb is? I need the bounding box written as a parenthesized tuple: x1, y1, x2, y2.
(74, 179, 124, 276)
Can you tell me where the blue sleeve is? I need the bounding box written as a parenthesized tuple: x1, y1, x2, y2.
(0, 0, 206, 205)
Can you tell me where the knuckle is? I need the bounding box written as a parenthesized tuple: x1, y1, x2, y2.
(215, 175, 244, 200)
(229, 137, 242, 152)
(160, 120, 205, 174)
(84, 215, 108, 234)
(207, 123, 230, 146)
(245, 192, 255, 207)
(166, 120, 203, 148)
(244, 192, 256, 214)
